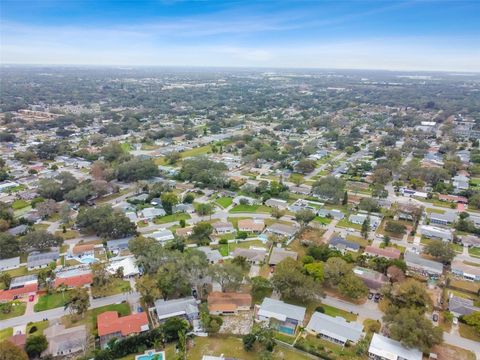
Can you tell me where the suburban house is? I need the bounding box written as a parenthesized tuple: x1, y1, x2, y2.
(212, 221, 235, 234)
(27, 250, 60, 270)
(43, 324, 87, 357)
(420, 225, 453, 242)
(232, 247, 267, 264)
(107, 256, 140, 277)
(237, 219, 265, 233)
(364, 246, 401, 260)
(72, 243, 96, 257)
(146, 229, 175, 243)
(448, 295, 480, 318)
(198, 247, 223, 264)
(54, 269, 93, 288)
(438, 194, 468, 204)
(348, 214, 382, 230)
(289, 185, 311, 195)
(268, 246, 298, 266)
(264, 223, 298, 239)
(255, 298, 306, 335)
(7, 224, 28, 236)
(0, 275, 38, 302)
(399, 188, 428, 199)
(451, 260, 480, 281)
(264, 198, 288, 210)
(140, 207, 166, 220)
(404, 251, 443, 277)
(317, 208, 345, 220)
(0, 257, 20, 271)
(232, 196, 259, 205)
(353, 267, 389, 290)
(429, 212, 457, 226)
(207, 292, 252, 315)
(172, 203, 195, 214)
(153, 297, 199, 323)
(97, 311, 149, 348)
(368, 333, 422, 360)
(329, 236, 360, 253)
(106, 236, 134, 253)
(306, 312, 363, 346)
(452, 174, 470, 191)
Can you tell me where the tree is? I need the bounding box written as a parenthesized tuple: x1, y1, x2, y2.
(304, 262, 324, 282)
(91, 262, 110, 288)
(386, 265, 405, 283)
(210, 263, 244, 292)
(20, 230, 63, 252)
(66, 287, 90, 317)
(157, 259, 191, 299)
(271, 258, 321, 302)
(190, 222, 213, 245)
(271, 207, 285, 219)
(342, 191, 348, 205)
(424, 240, 456, 264)
(179, 157, 228, 189)
(36, 199, 58, 219)
(338, 274, 368, 299)
(160, 192, 178, 215)
(243, 333, 257, 351)
(161, 317, 190, 342)
(295, 209, 315, 227)
(383, 307, 443, 353)
(358, 197, 380, 212)
(383, 279, 431, 312)
(165, 151, 181, 165)
(101, 142, 126, 162)
(76, 205, 136, 239)
(196, 202, 214, 217)
(470, 193, 480, 210)
(324, 257, 352, 286)
(312, 176, 345, 204)
(251, 276, 273, 303)
(385, 221, 406, 235)
(295, 159, 316, 174)
(135, 274, 160, 305)
(371, 168, 392, 186)
(183, 193, 195, 204)
(0, 272, 12, 288)
(0, 340, 28, 360)
(25, 335, 48, 359)
(462, 311, 480, 333)
(0, 233, 20, 259)
(117, 159, 159, 182)
(361, 217, 370, 239)
(59, 203, 71, 224)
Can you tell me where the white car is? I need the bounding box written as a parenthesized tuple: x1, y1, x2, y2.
(453, 317, 458, 325)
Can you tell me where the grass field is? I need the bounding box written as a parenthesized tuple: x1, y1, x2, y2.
(229, 204, 271, 213)
(336, 219, 362, 230)
(0, 327, 13, 341)
(468, 247, 480, 258)
(154, 213, 191, 224)
(34, 292, 70, 312)
(187, 336, 313, 360)
(26, 320, 49, 337)
(0, 302, 26, 320)
(91, 278, 131, 298)
(215, 197, 233, 208)
(313, 216, 332, 225)
(458, 323, 480, 342)
(345, 234, 369, 247)
(321, 304, 358, 321)
(12, 199, 29, 210)
(181, 145, 212, 158)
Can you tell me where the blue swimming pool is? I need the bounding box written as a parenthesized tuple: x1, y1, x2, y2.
(78, 256, 97, 264)
(135, 350, 165, 360)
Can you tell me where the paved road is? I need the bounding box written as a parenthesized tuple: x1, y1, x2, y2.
(444, 330, 480, 359)
(0, 292, 140, 329)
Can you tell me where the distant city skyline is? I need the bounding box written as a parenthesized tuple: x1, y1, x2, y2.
(1, 0, 479, 72)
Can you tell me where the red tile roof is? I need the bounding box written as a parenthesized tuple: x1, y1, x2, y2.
(0, 284, 37, 301)
(207, 292, 252, 312)
(97, 311, 148, 337)
(54, 273, 93, 288)
(364, 246, 401, 259)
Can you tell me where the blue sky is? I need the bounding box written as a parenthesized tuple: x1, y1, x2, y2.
(1, 0, 479, 71)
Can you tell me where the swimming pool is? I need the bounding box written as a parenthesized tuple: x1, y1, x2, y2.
(135, 350, 165, 360)
(78, 255, 97, 264)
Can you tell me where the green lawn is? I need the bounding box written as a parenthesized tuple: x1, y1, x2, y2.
(121, 142, 133, 152)
(336, 219, 362, 230)
(426, 207, 446, 214)
(229, 204, 271, 213)
(0, 302, 26, 320)
(0, 327, 13, 341)
(346, 234, 369, 247)
(91, 278, 131, 298)
(321, 304, 358, 321)
(12, 199, 29, 210)
(215, 197, 233, 208)
(313, 216, 332, 225)
(34, 292, 70, 312)
(181, 145, 212, 158)
(459, 323, 480, 342)
(295, 335, 362, 360)
(26, 320, 49, 337)
(154, 213, 191, 224)
(468, 247, 480, 258)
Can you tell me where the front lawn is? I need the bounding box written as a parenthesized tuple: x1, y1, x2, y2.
(26, 320, 49, 337)
(12, 199, 29, 210)
(458, 323, 480, 342)
(0, 327, 13, 341)
(34, 292, 70, 312)
(0, 301, 26, 320)
(295, 335, 362, 360)
(215, 197, 233, 208)
(229, 205, 271, 213)
(468, 247, 480, 258)
(345, 234, 369, 247)
(91, 278, 131, 298)
(154, 213, 191, 224)
(313, 216, 332, 225)
(321, 304, 358, 322)
(336, 219, 362, 230)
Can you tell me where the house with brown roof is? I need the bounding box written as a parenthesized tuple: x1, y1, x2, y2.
(54, 272, 93, 289)
(364, 246, 401, 260)
(212, 221, 235, 234)
(238, 219, 265, 233)
(97, 311, 149, 348)
(208, 292, 252, 315)
(72, 244, 95, 256)
(232, 247, 267, 264)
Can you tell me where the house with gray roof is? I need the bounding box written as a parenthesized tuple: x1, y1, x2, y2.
(448, 295, 480, 318)
(317, 208, 345, 220)
(0, 257, 20, 271)
(43, 323, 87, 358)
(429, 212, 457, 227)
(198, 247, 223, 264)
(404, 251, 443, 277)
(256, 298, 306, 335)
(329, 236, 360, 253)
(368, 333, 422, 360)
(306, 312, 363, 345)
(348, 213, 381, 230)
(269, 247, 297, 266)
(153, 297, 199, 323)
(265, 223, 298, 239)
(106, 236, 134, 252)
(451, 260, 480, 282)
(146, 229, 174, 244)
(10, 274, 38, 289)
(420, 225, 453, 242)
(172, 203, 195, 214)
(27, 251, 59, 270)
(140, 207, 166, 220)
(7, 224, 28, 236)
(232, 247, 267, 264)
(265, 198, 288, 210)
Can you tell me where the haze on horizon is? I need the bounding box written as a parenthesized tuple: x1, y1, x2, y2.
(1, 0, 479, 72)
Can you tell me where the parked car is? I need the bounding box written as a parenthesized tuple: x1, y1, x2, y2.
(28, 295, 35, 302)
(374, 293, 381, 302)
(453, 317, 458, 325)
(368, 293, 374, 300)
(432, 313, 439, 322)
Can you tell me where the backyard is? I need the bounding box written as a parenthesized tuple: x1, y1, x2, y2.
(34, 291, 70, 312)
(229, 204, 271, 214)
(91, 278, 131, 298)
(154, 213, 191, 224)
(215, 197, 233, 208)
(0, 301, 27, 320)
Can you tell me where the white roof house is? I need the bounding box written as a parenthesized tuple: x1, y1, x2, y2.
(368, 333, 422, 360)
(0, 257, 20, 271)
(141, 207, 166, 220)
(420, 225, 453, 242)
(257, 298, 306, 326)
(348, 213, 382, 229)
(146, 229, 174, 243)
(107, 256, 140, 277)
(306, 312, 363, 345)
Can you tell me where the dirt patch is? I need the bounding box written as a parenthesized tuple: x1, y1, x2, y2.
(431, 343, 476, 360)
(219, 311, 253, 335)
